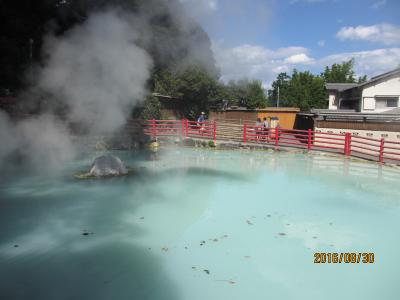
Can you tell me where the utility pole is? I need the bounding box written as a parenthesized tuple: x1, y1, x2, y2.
(277, 85, 280, 108)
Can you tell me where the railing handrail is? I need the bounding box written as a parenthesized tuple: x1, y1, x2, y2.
(141, 119, 400, 165)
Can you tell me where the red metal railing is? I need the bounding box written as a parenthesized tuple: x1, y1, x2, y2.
(143, 119, 217, 142)
(142, 119, 400, 165)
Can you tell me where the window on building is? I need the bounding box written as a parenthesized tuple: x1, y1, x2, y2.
(375, 97, 398, 109)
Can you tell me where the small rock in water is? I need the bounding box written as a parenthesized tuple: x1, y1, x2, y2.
(278, 233, 286, 236)
(246, 220, 253, 225)
(203, 270, 210, 275)
(161, 247, 169, 252)
(312, 236, 318, 239)
(14, 245, 19, 248)
(88, 155, 128, 177)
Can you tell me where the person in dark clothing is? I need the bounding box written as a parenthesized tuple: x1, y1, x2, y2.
(197, 112, 205, 124)
(262, 117, 269, 142)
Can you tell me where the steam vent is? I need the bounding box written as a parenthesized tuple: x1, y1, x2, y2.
(88, 155, 128, 177)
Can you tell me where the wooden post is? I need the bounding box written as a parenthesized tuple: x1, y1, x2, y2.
(243, 124, 247, 144)
(275, 127, 279, 148)
(307, 129, 312, 151)
(379, 138, 385, 163)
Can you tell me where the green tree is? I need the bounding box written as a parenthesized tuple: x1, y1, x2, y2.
(322, 59, 357, 83)
(357, 75, 368, 83)
(268, 72, 290, 106)
(152, 69, 183, 98)
(177, 65, 220, 119)
(132, 95, 161, 120)
(222, 79, 267, 109)
(269, 70, 327, 111)
(244, 80, 268, 109)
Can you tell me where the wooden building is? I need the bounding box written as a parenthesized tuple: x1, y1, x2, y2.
(210, 107, 300, 129)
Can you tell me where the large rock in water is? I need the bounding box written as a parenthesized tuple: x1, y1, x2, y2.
(89, 155, 128, 177)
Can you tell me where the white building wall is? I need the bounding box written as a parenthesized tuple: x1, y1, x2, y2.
(361, 75, 400, 113)
(328, 92, 338, 110)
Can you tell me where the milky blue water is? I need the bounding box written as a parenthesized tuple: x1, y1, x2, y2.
(0, 148, 399, 300)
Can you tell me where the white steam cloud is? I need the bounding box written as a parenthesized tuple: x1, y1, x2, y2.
(0, 9, 153, 169)
(38, 10, 153, 133)
(0, 111, 75, 170)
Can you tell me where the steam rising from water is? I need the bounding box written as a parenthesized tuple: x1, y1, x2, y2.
(0, 111, 75, 170)
(0, 10, 153, 169)
(38, 10, 152, 134)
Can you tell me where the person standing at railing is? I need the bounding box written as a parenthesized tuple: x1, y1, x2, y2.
(262, 117, 269, 142)
(197, 112, 206, 134)
(256, 118, 263, 140)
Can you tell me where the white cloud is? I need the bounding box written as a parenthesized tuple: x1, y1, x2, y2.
(371, 0, 386, 9)
(336, 23, 400, 45)
(284, 53, 314, 64)
(317, 40, 326, 47)
(212, 40, 400, 87)
(212, 41, 315, 86)
(318, 48, 400, 77)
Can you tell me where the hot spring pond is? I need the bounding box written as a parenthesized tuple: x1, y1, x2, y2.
(1, 148, 399, 300)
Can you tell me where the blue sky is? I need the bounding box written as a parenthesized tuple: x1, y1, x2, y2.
(180, 0, 400, 86)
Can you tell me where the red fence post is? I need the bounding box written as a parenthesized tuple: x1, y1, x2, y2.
(181, 119, 185, 137)
(213, 121, 217, 143)
(307, 129, 312, 150)
(348, 133, 352, 156)
(379, 138, 385, 163)
(151, 119, 156, 138)
(243, 124, 247, 144)
(344, 133, 352, 156)
(275, 127, 279, 148)
(185, 120, 189, 137)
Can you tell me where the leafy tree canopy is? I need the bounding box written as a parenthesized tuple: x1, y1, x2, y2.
(268, 59, 368, 111)
(268, 70, 327, 111)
